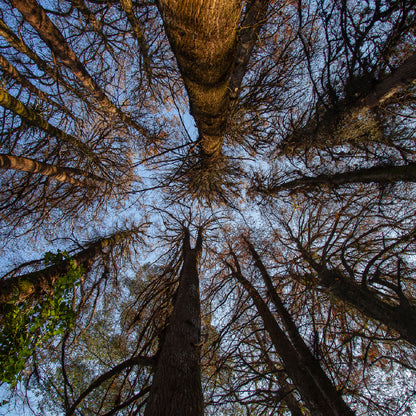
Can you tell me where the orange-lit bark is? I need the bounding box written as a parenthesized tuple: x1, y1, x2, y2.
(0, 154, 104, 186)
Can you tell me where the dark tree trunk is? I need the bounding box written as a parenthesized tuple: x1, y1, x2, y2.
(232, 254, 355, 416)
(144, 228, 203, 416)
(258, 162, 416, 195)
(319, 270, 416, 346)
(244, 238, 355, 414)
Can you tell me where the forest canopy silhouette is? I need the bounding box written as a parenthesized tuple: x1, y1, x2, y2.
(0, 0, 416, 415)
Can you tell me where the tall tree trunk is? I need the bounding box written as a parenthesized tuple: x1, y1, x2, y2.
(0, 226, 143, 307)
(257, 162, 416, 195)
(0, 153, 105, 186)
(157, 0, 270, 163)
(252, 326, 305, 416)
(243, 239, 355, 415)
(10, 0, 152, 139)
(144, 228, 203, 416)
(0, 87, 98, 163)
(358, 52, 416, 111)
(157, 0, 240, 158)
(231, 254, 355, 416)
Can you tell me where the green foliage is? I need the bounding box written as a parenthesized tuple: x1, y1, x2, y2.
(0, 250, 83, 387)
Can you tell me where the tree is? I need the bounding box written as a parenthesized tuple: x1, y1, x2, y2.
(1, 0, 416, 415)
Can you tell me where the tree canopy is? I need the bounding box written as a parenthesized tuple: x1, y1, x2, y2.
(1, 0, 416, 415)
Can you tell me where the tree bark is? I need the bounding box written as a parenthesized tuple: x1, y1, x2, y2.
(244, 239, 355, 415)
(144, 228, 203, 416)
(319, 269, 416, 346)
(0, 153, 104, 186)
(233, 266, 354, 416)
(358, 52, 416, 111)
(0, 226, 142, 308)
(157, 0, 270, 163)
(257, 162, 416, 195)
(10, 0, 152, 139)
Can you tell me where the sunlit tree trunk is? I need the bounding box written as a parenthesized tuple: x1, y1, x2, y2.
(144, 228, 203, 416)
(157, 0, 270, 163)
(0, 226, 143, 307)
(157, 0, 240, 158)
(10, 0, 152, 139)
(0, 154, 105, 186)
(358, 52, 416, 111)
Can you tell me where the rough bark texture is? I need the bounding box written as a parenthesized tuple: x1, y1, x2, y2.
(0, 153, 104, 186)
(157, 0, 240, 157)
(319, 270, 416, 346)
(144, 228, 203, 416)
(157, 0, 270, 165)
(234, 268, 354, 416)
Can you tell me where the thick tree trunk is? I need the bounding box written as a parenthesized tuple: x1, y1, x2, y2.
(157, 0, 270, 163)
(253, 328, 305, 416)
(233, 263, 355, 416)
(0, 154, 104, 186)
(258, 162, 416, 195)
(157, 0, 240, 157)
(319, 270, 416, 346)
(144, 228, 203, 416)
